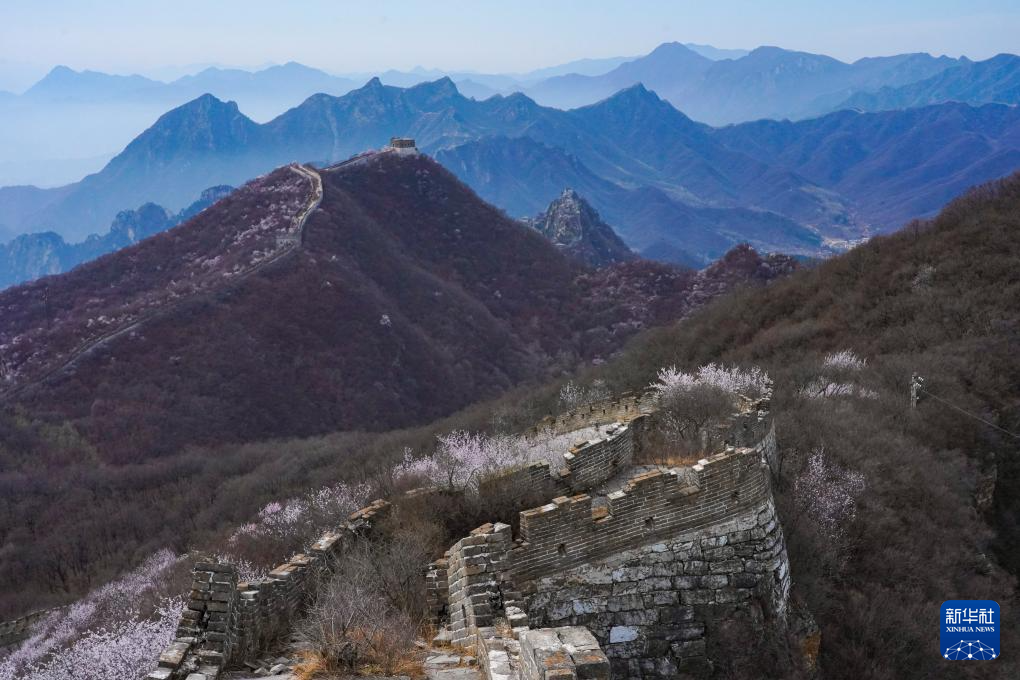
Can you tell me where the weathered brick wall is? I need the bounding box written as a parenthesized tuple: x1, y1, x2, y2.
(519, 497, 790, 678)
(562, 419, 638, 491)
(431, 397, 785, 679)
(510, 446, 771, 583)
(528, 393, 654, 438)
(479, 460, 566, 508)
(479, 419, 641, 511)
(146, 499, 391, 680)
(446, 522, 513, 645)
(425, 556, 450, 624)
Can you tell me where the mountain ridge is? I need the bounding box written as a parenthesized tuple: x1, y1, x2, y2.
(0, 152, 794, 460)
(840, 53, 1020, 111)
(5, 77, 1020, 268)
(0, 185, 232, 288)
(1, 43, 1013, 188)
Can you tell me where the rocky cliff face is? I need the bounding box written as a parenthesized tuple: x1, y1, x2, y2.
(525, 189, 634, 267)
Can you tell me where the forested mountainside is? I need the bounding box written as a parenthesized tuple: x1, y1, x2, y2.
(587, 172, 1020, 678)
(0, 153, 796, 460)
(0, 152, 796, 619)
(4, 163, 1017, 680)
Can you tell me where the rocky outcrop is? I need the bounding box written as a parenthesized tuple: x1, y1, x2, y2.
(525, 189, 634, 267)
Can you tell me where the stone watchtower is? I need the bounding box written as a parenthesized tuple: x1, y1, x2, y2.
(388, 137, 418, 156)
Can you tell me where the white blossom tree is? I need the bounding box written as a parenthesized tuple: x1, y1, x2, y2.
(649, 363, 770, 456)
(0, 550, 184, 680)
(794, 449, 866, 546)
(802, 349, 876, 399)
(558, 379, 611, 411)
(393, 431, 534, 492)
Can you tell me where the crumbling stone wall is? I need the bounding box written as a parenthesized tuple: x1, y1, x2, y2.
(520, 497, 789, 677)
(147, 390, 780, 680)
(481, 417, 644, 508)
(447, 522, 513, 645)
(562, 420, 638, 491)
(434, 396, 787, 679)
(519, 627, 611, 679)
(146, 499, 391, 680)
(510, 446, 771, 583)
(528, 393, 653, 438)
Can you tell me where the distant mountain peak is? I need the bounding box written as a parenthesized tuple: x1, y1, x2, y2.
(604, 82, 660, 103)
(408, 76, 460, 98)
(46, 65, 77, 77)
(167, 92, 242, 119)
(649, 42, 701, 55)
(524, 188, 634, 267)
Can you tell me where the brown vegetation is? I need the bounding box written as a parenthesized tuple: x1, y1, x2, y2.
(7, 161, 1020, 680)
(0, 155, 792, 619)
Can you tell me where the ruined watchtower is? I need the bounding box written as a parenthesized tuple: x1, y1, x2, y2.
(388, 137, 418, 156)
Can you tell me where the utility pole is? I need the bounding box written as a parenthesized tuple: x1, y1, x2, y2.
(910, 373, 924, 409)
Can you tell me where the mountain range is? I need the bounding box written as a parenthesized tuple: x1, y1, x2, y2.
(3, 42, 1020, 187)
(0, 186, 231, 288)
(5, 76, 1020, 268)
(841, 53, 1020, 112)
(523, 43, 971, 123)
(0, 152, 794, 459)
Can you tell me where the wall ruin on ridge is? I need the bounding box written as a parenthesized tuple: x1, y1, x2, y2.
(140, 387, 786, 680)
(433, 393, 788, 679)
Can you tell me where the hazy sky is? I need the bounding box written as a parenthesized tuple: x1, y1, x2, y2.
(1, 0, 1019, 89)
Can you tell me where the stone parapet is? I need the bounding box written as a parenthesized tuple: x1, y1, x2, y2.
(511, 446, 770, 583)
(0, 607, 63, 648)
(446, 522, 513, 645)
(529, 393, 654, 438)
(146, 498, 392, 680)
(521, 497, 790, 678)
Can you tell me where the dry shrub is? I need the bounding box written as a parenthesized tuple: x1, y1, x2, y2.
(294, 509, 444, 678)
(637, 383, 735, 465)
(296, 564, 423, 677)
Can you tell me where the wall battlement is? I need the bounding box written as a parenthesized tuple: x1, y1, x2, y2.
(0, 607, 64, 648)
(435, 394, 786, 679)
(484, 418, 642, 504)
(511, 443, 772, 583)
(528, 393, 653, 438)
(146, 499, 392, 680)
(142, 387, 782, 680)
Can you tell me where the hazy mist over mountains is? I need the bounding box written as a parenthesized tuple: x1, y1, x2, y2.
(3, 41, 1017, 188)
(1, 39, 1020, 287)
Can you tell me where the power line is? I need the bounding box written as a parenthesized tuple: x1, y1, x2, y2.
(918, 387, 1020, 441)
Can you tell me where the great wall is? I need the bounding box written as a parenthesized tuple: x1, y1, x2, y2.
(0, 141, 793, 679)
(140, 379, 789, 680)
